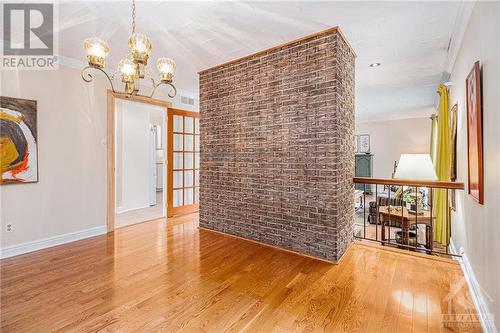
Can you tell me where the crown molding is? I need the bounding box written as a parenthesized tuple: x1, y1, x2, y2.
(356, 107, 434, 124)
(443, 1, 476, 76)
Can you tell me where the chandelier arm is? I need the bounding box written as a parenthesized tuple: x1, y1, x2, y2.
(148, 81, 161, 99)
(166, 82, 177, 98)
(81, 66, 116, 93)
(148, 81, 177, 99)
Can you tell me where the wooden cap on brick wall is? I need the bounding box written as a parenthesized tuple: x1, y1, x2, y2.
(198, 26, 356, 74)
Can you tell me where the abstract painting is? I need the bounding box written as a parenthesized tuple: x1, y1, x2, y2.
(465, 61, 483, 204)
(0, 96, 38, 184)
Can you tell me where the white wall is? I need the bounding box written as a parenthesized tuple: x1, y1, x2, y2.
(355, 117, 431, 178)
(1, 66, 108, 249)
(449, 2, 500, 331)
(149, 109, 165, 192)
(115, 100, 156, 213)
(0, 64, 195, 256)
(170, 88, 200, 113)
(115, 102, 166, 211)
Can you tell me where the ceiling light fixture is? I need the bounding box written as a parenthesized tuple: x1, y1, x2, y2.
(369, 62, 381, 68)
(81, 0, 176, 98)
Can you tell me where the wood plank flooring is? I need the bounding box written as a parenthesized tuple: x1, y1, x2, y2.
(1, 213, 481, 332)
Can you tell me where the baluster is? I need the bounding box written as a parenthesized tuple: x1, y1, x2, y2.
(414, 186, 418, 251)
(387, 184, 391, 245)
(363, 183, 366, 239)
(400, 185, 404, 247)
(446, 188, 449, 254)
(375, 184, 378, 241)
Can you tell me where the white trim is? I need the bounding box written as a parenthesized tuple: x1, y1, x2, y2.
(115, 216, 163, 229)
(356, 114, 433, 124)
(443, 1, 476, 75)
(434, 1, 476, 108)
(0, 225, 107, 260)
(450, 239, 498, 333)
(116, 204, 151, 214)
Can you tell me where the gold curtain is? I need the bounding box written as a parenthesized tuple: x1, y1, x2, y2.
(433, 84, 451, 245)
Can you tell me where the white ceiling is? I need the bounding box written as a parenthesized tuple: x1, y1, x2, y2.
(56, 1, 462, 121)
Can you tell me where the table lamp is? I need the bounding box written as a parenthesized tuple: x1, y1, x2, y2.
(394, 154, 437, 180)
(394, 154, 437, 212)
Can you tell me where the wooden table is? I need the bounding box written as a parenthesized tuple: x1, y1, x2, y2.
(378, 206, 434, 250)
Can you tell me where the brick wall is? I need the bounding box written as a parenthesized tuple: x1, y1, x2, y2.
(199, 28, 355, 262)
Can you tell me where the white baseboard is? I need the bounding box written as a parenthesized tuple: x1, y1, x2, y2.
(450, 239, 498, 333)
(0, 225, 107, 259)
(116, 204, 151, 214)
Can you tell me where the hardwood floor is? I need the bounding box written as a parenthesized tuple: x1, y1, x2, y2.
(1, 213, 480, 332)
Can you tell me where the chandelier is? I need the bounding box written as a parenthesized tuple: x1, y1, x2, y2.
(81, 0, 176, 98)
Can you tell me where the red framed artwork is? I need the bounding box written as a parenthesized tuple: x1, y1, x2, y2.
(465, 61, 484, 204)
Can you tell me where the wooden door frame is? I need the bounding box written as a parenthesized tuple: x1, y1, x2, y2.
(167, 107, 200, 217)
(106, 90, 170, 232)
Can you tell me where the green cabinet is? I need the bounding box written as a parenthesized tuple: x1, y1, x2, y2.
(355, 154, 373, 192)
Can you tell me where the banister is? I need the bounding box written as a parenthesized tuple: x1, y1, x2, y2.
(353, 177, 464, 190)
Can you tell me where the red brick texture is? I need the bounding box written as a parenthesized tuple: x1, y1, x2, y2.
(199, 28, 355, 262)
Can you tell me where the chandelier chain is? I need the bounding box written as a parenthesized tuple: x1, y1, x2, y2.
(131, 0, 136, 35)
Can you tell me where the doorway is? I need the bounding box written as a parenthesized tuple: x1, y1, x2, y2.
(106, 92, 169, 231)
(167, 108, 200, 217)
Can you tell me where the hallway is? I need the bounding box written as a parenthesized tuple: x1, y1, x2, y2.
(115, 192, 164, 227)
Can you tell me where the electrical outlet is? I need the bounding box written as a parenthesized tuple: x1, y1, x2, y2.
(5, 224, 13, 233)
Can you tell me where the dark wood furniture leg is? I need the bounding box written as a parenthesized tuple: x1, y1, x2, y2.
(426, 225, 433, 251)
(402, 220, 409, 246)
(380, 214, 386, 242)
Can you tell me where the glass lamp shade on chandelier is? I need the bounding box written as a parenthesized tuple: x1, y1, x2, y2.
(81, 0, 177, 98)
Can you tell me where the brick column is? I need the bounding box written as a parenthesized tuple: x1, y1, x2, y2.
(199, 27, 356, 262)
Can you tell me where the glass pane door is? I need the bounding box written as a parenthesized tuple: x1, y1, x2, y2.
(168, 108, 200, 217)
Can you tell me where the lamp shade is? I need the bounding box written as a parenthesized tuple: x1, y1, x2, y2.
(83, 37, 109, 68)
(128, 33, 152, 63)
(118, 58, 136, 77)
(393, 154, 437, 180)
(156, 57, 176, 82)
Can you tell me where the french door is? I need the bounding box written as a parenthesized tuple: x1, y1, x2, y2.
(167, 108, 200, 217)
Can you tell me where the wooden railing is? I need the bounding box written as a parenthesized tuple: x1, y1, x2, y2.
(354, 177, 465, 190)
(353, 177, 464, 257)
